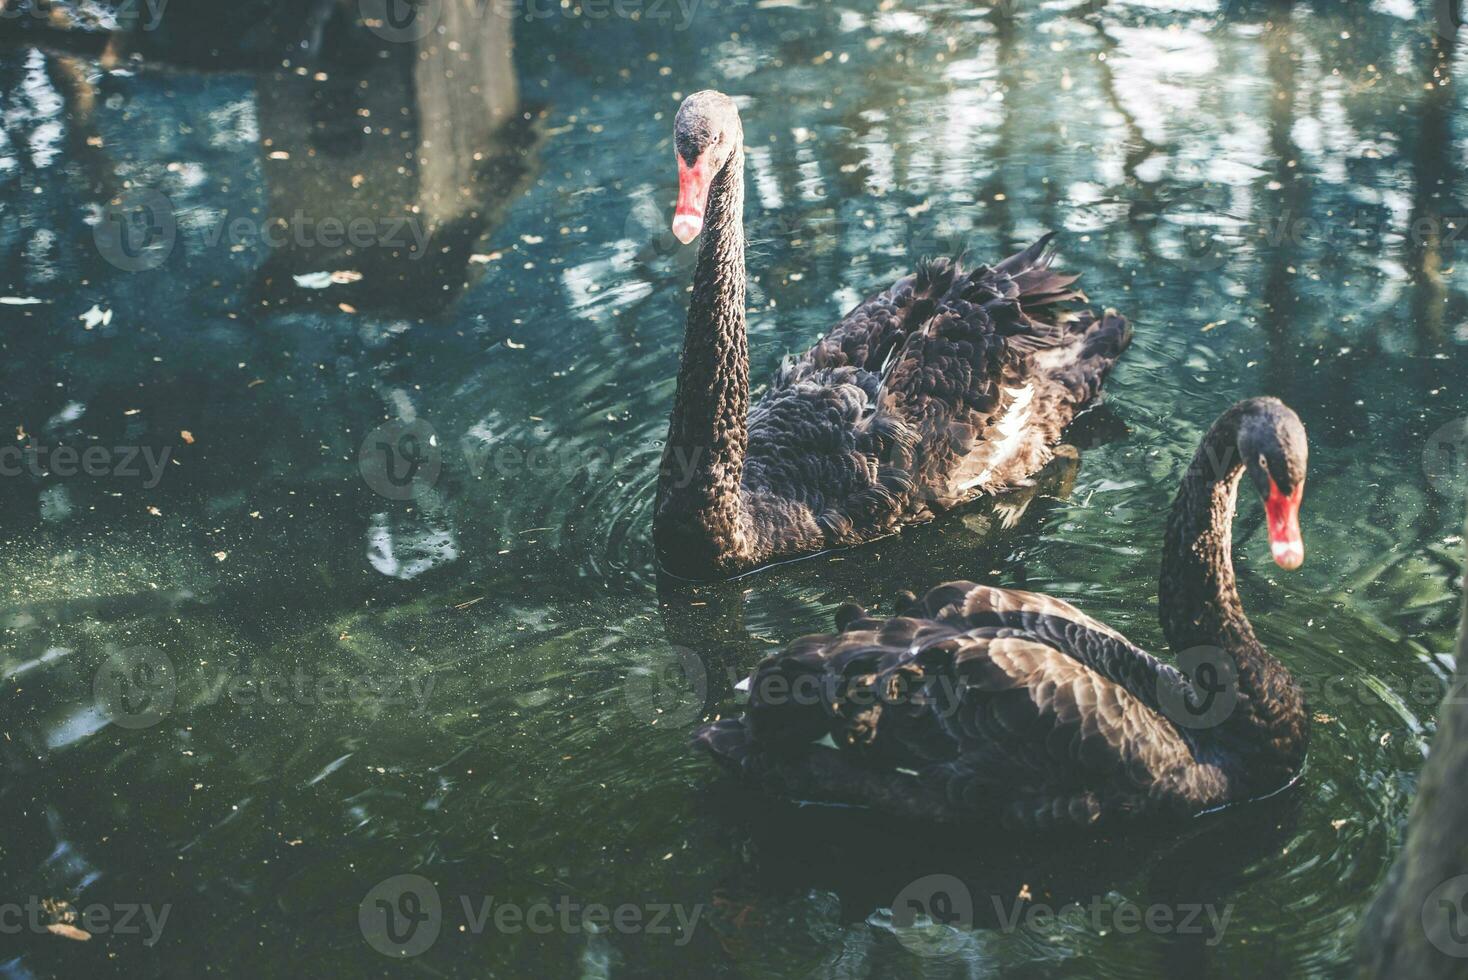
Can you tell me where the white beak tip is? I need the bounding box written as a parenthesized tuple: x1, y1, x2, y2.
(1271, 539, 1304, 570)
(671, 213, 702, 245)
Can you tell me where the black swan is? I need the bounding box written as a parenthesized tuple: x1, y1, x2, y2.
(654, 90, 1131, 579)
(695, 398, 1311, 829)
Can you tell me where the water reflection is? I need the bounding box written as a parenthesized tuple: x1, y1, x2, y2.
(250, 3, 538, 314)
(696, 785, 1303, 976)
(0, 1, 1464, 977)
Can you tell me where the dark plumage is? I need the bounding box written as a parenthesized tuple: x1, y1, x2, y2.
(654, 91, 1131, 580)
(695, 399, 1312, 829)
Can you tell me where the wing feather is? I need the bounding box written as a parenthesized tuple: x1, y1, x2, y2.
(705, 581, 1230, 826)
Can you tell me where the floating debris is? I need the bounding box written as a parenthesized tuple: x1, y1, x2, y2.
(293, 271, 362, 289)
(46, 923, 90, 942)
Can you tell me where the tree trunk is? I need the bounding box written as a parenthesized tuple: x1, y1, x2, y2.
(1358, 505, 1468, 976)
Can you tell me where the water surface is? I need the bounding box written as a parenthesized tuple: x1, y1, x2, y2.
(1, 1, 1466, 977)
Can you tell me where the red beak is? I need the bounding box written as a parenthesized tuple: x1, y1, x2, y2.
(1265, 478, 1305, 570)
(672, 152, 711, 245)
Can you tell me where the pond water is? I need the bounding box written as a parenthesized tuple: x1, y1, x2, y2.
(1, 1, 1466, 976)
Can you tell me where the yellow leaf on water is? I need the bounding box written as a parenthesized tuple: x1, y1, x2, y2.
(46, 923, 90, 942)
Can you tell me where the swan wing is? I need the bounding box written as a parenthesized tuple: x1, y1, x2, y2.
(703, 581, 1228, 826)
(739, 237, 1126, 549)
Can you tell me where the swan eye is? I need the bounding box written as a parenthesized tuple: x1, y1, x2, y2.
(1257, 453, 1269, 472)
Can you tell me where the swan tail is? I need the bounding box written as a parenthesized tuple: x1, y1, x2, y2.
(693, 718, 755, 770)
(987, 232, 1087, 323)
(1042, 309, 1132, 408)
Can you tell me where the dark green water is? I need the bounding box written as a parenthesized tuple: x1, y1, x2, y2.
(1, 1, 1466, 976)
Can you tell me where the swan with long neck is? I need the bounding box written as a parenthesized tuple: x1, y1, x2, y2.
(696, 398, 1311, 828)
(654, 90, 1132, 579)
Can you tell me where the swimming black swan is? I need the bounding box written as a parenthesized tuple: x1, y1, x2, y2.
(695, 398, 1311, 828)
(654, 90, 1131, 579)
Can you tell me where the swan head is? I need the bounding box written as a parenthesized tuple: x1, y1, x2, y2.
(1237, 398, 1308, 570)
(672, 90, 742, 245)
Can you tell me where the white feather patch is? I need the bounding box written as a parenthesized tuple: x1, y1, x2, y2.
(957, 384, 1034, 491)
(735, 675, 752, 693)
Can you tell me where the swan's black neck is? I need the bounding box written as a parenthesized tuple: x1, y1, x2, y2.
(655, 147, 750, 576)
(1160, 404, 1308, 788)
